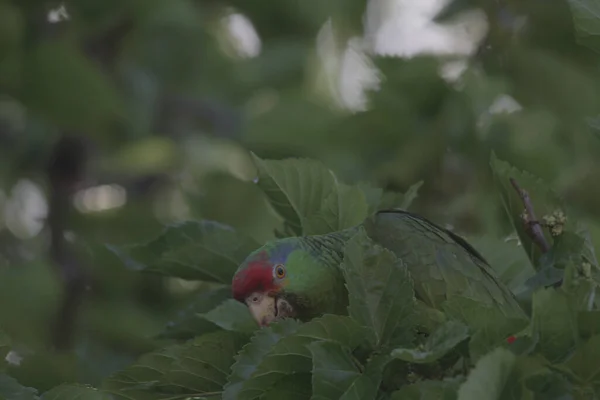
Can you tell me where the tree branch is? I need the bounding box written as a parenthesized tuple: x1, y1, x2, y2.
(509, 177, 551, 253)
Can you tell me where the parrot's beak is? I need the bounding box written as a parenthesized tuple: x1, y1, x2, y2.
(245, 291, 295, 327)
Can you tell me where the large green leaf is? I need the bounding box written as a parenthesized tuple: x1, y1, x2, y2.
(0, 374, 38, 400)
(108, 220, 261, 283)
(41, 384, 110, 400)
(234, 315, 366, 400)
(252, 155, 370, 236)
(260, 374, 312, 400)
(456, 348, 522, 400)
(102, 331, 248, 399)
(341, 228, 417, 350)
(531, 287, 579, 363)
(489, 153, 567, 268)
(391, 320, 469, 364)
(224, 319, 303, 400)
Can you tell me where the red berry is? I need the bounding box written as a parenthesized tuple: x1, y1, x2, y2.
(506, 335, 516, 344)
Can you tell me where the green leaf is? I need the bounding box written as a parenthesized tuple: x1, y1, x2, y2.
(251, 155, 370, 236)
(308, 340, 363, 400)
(531, 287, 578, 363)
(224, 319, 302, 400)
(0, 330, 10, 370)
(302, 183, 369, 235)
(566, 0, 600, 53)
(234, 315, 366, 400)
(457, 347, 521, 400)
(102, 331, 248, 399)
(200, 299, 258, 333)
(391, 320, 469, 364)
(0, 374, 38, 400)
(108, 220, 261, 283)
(490, 153, 566, 268)
(41, 384, 110, 400)
(157, 286, 232, 340)
(260, 374, 312, 400)
(21, 40, 123, 139)
(553, 334, 600, 386)
(341, 228, 417, 349)
(391, 378, 461, 400)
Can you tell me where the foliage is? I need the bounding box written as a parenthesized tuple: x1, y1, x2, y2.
(2, 0, 600, 399)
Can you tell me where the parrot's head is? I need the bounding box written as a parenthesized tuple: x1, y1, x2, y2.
(232, 237, 344, 327)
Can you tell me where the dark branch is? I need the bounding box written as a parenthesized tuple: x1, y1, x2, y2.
(509, 177, 551, 253)
(47, 135, 89, 350)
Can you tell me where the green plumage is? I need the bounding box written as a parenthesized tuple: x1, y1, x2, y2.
(234, 209, 526, 324)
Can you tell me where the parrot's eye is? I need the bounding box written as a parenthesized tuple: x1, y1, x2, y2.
(274, 264, 286, 279)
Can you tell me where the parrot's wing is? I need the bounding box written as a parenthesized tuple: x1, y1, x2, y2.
(364, 209, 525, 318)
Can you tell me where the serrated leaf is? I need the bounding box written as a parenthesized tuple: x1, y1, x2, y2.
(251, 155, 371, 236)
(235, 315, 366, 400)
(200, 299, 258, 333)
(102, 331, 248, 399)
(41, 384, 110, 400)
(302, 183, 369, 235)
(341, 228, 417, 349)
(490, 153, 565, 269)
(260, 374, 312, 400)
(391, 320, 469, 364)
(391, 378, 461, 400)
(308, 340, 363, 400)
(457, 348, 521, 400)
(224, 319, 302, 400)
(531, 288, 578, 363)
(0, 374, 38, 400)
(108, 220, 261, 283)
(158, 286, 232, 340)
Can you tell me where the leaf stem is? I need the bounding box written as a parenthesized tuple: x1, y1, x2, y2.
(509, 177, 551, 254)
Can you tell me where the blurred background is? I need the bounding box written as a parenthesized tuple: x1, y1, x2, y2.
(1, 0, 600, 392)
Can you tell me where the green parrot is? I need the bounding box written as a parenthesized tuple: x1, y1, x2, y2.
(232, 209, 526, 327)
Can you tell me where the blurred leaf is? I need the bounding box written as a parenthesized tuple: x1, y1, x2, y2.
(21, 40, 122, 138)
(391, 320, 469, 364)
(224, 319, 302, 400)
(456, 348, 521, 400)
(378, 181, 424, 211)
(341, 228, 417, 350)
(158, 286, 232, 340)
(102, 330, 248, 399)
(391, 378, 461, 400)
(531, 287, 578, 363)
(566, 0, 600, 53)
(41, 384, 110, 400)
(0, 330, 10, 370)
(200, 299, 258, 333)
(108, 220, 261, 283)
(252, 155, 371, 236)
(0, 374, 38, 400)
(233, 315, 366, 400)
(525, 371, 574, 400)
(490, 153, 566, 268)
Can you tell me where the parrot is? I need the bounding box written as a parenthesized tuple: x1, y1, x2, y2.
(232, 209, 526, 327)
